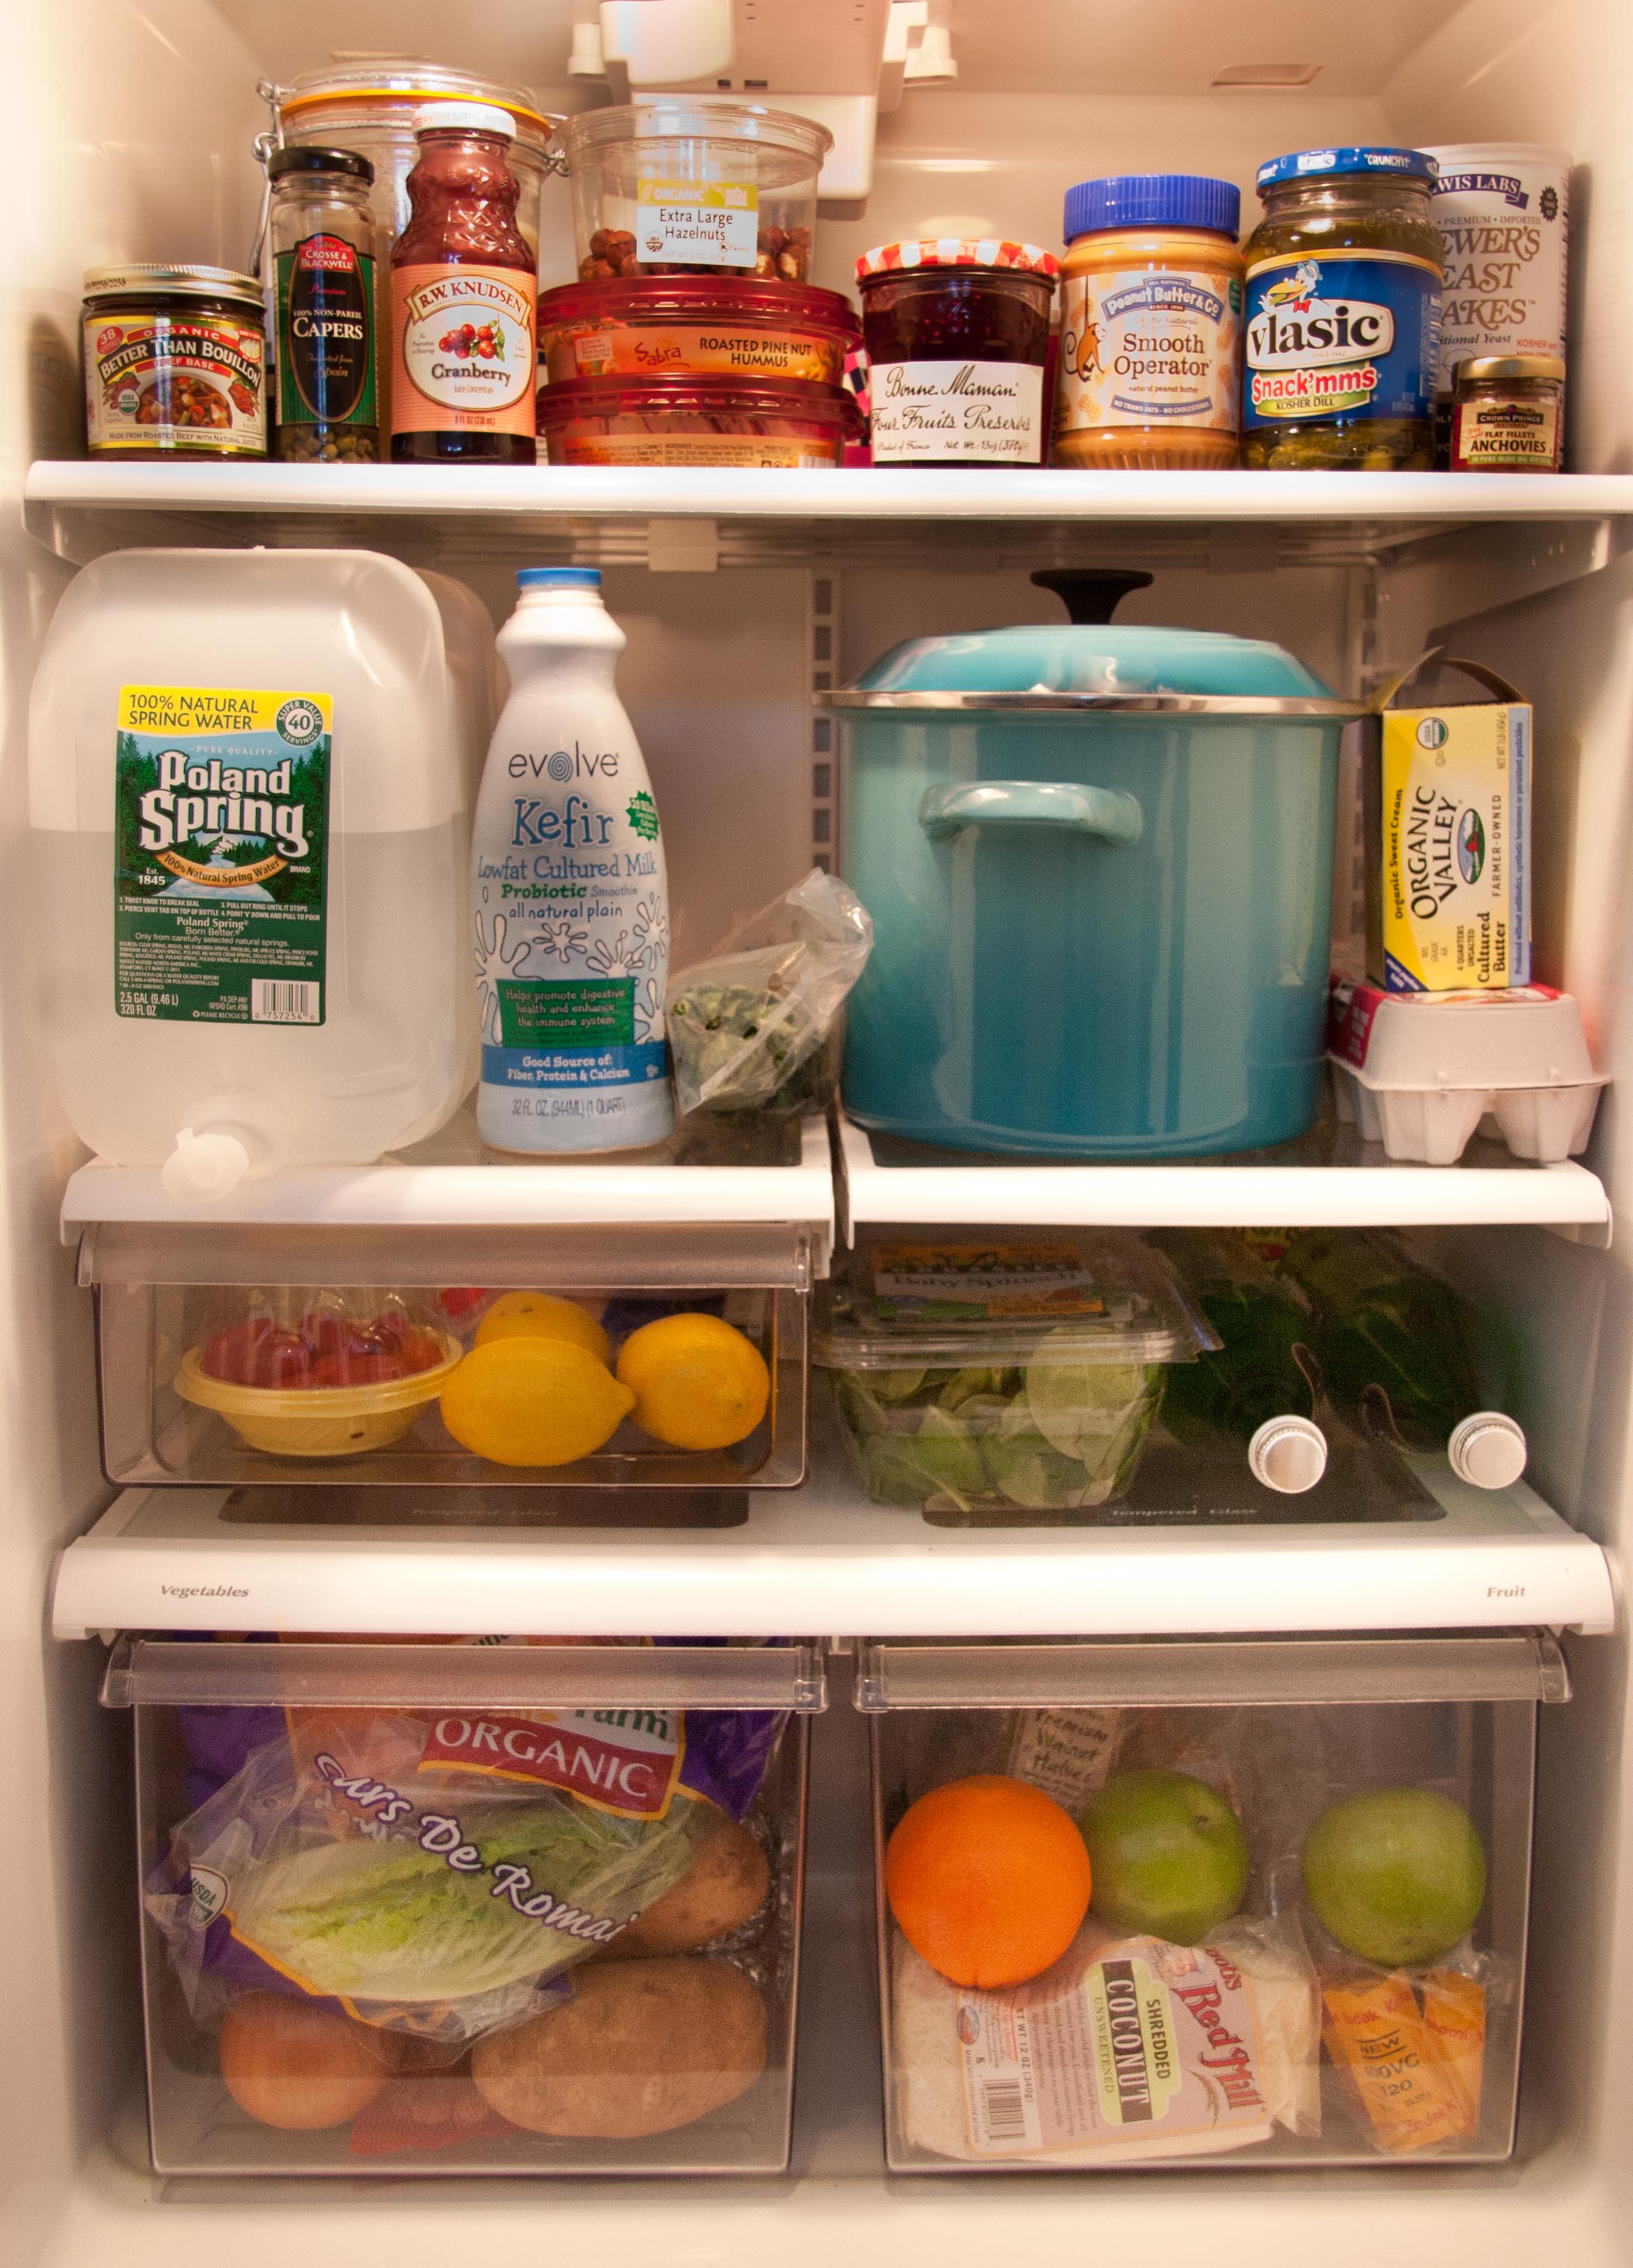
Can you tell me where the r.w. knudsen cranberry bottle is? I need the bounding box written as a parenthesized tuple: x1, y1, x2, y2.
(390, 103, 538, 464)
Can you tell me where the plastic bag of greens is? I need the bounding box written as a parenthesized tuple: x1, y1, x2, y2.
(148, 1670, 786, 2046)
(666, 869, 872, 1118)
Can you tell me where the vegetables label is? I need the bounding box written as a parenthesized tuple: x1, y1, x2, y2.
(113, 685, 329, 1025)
(1243, 251, 1441, 431)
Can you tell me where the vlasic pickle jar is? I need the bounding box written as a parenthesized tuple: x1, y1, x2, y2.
(1242, 147, 1444, 470)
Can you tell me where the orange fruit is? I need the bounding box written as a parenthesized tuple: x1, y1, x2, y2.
(884, 1773, 1093, 1988)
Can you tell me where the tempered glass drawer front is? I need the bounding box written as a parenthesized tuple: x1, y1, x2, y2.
(861, 1633, 1558, 2175)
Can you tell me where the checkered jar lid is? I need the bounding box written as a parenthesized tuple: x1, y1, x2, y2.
(855, 237, 1060, 284)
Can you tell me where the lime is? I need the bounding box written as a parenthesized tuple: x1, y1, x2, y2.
(1081, 1768, 1249, 1944)
(1301, 1786, 1485, 1967)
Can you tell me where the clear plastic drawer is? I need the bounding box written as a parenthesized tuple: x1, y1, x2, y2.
(860, 1633, 1560, 2174)
(83, 1220, 810, 1490)
(110, 1635, 821, 2178)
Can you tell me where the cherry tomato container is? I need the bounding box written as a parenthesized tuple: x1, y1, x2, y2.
(82, 1222, 809, 1492)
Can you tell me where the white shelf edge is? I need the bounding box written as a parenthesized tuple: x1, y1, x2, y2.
(835, 1113, 1611, 1232)
(26, 460, 1633, 524)
(49, 1460, 1617, 1643)
(59, 1116, 836, 1237)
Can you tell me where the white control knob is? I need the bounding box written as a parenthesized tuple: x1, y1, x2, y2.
(1448, 1413, 1527, 1490)
(161, 1128, 251, 1203)
(1248, 1416, 1329, 1494)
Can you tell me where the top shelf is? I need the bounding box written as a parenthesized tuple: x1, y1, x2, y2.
(26, 463, 1633, 570)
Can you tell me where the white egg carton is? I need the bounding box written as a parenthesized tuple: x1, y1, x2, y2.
(1328, 977, 1608, 1166)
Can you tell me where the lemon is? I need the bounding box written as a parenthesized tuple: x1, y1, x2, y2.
(616, 1313, 771, 1450)
(474, 1291, 612, 1366)
(440, 1337, 633, 1467)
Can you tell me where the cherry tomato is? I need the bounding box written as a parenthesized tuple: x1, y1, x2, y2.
(310, 1352, 406, 1389)
(199, 1318, 274, 1383)
(244, 1329, 315, 1389)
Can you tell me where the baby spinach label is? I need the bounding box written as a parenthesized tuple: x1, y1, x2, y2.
(113, 685, 331, 1025)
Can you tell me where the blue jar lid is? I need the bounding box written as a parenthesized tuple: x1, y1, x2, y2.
(1256, 145, 1438, 194)
(517, 566, 602, 588)
(1065, 174, 1241, 240)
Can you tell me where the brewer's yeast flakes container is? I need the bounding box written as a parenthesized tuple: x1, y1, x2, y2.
(1056, 175, 1243, 470)
(1425, 145, 1569, 400)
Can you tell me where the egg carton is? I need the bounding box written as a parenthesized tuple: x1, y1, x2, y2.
(1328, 977, 1608, 1166)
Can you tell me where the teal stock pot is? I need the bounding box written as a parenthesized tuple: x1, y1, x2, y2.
(826, 571, 1367, 1158)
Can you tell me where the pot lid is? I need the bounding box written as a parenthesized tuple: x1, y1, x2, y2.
(835, 570, 1351, 709)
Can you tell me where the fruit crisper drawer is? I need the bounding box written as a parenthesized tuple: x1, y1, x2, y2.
(109, 1635, 821, 2177)
(82, 1220, 810, 1489)
(859, 1633, 1562, 2174)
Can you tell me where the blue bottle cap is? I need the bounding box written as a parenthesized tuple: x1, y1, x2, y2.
(517, 566, 603, 588)
(1256, 145, 1439, 194)
(1064, 174, 1241, 241)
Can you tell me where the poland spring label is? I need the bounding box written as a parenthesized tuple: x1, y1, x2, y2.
(114, 686, 329, 1025)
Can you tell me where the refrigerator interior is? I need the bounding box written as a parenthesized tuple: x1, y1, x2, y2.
(8, 0, 1633, 2260)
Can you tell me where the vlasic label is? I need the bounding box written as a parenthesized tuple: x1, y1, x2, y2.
(1058, 267, 1240, 434)
(391, 263, 537, 437)
(113, 686, 330, 1025)
(636, 178, 758, 267)
(1243, 251, 1440, 428)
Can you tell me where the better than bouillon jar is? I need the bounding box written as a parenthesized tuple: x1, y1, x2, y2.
(83, 265, 266, 458)
(1242, 147, 1444, 470)
(269, 144, 380, 462)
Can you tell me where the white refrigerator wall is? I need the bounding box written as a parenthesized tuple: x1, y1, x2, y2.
(8, 0, 1633, 2260)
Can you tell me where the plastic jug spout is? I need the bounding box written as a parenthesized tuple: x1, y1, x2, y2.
(160, 1098, 288, 1203)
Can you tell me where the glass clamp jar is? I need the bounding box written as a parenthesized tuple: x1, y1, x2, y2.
(1242, 146, 1444, 470)
(268, 145, 380, 463)
(82, 266, 266, 459)
(1056, 174, 1243, 471)
(857, 238, 1058, 469)
(1450, 354, 1565, 472)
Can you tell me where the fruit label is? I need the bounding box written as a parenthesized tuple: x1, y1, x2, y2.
(1368, 701, 1531, 991)
(635, 178, 758, 268)
(85, 308, 266, 454)
(391, 263, 537, 438)
(275, 233, 375, 433)
(955, 1937, 1277, 2156)
(113, 685, 329, 1025)
(1057, 265, 1240, 436)
(869, 357, 1046, 464)
(870, 1241, 1113, 1324)
(1007, 1709, 1122, 1809)
(1243, 251, 1441, 432)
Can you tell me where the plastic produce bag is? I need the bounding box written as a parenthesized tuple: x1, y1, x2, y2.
(666, 869, 872, 1118)
(148, 1661, 788, 2049)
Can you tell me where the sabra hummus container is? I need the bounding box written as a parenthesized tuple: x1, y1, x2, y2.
(536, 373, 861, 466)
(538, 277, 859, 387)
(83, 266, 267, 458)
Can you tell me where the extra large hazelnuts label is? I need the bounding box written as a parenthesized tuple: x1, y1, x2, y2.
(391, 263, 537, 436)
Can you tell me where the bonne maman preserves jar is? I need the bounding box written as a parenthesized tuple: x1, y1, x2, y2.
(857, 238, 1057, 468)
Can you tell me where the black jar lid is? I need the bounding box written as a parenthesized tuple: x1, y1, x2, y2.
(268, 144, 375, 185)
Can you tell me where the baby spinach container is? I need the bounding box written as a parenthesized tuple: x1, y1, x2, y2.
(825, 571, 1367, 1157)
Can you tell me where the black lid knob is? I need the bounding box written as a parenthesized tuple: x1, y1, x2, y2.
(1030, 568, 1154, 625)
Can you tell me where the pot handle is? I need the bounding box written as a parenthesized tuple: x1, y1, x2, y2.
(919, 779, 1144, 847)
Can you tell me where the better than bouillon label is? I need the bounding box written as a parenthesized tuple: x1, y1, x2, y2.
(114, 686, 331, 1025)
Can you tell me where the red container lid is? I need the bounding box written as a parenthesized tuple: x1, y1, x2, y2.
(535, 371, 864, 430)
(538, 275, 861, 341)
(856, 236, 1060, 284)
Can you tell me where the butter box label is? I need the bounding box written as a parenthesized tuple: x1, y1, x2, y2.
(1370, 702, 1530, 992)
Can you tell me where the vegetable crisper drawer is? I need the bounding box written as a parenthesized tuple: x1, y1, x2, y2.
(111, 1637, 820, 2178)
(83, 1220, 810, 1490)
(861, 1633, 1561, 2174)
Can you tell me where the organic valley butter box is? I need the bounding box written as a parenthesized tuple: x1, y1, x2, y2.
(1365, 665, 1531, 993)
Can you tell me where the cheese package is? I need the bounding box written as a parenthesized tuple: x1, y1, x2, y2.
(1364, 659, 1531, 993)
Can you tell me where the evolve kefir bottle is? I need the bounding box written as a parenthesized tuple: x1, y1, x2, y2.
(472, 568, 673, 1153)
(29, 548, 481, 1197)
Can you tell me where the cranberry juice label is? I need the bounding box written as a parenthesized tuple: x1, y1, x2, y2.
(391, 263, 537, 437)
(1243, 251, 1440, 431)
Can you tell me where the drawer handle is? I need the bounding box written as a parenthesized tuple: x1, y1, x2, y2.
(918, 778, 1144, 846)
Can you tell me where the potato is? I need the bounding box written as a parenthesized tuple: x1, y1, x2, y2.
(605, 1817, 770, 1958)
(218, 1991, 397, 2130)
(471, 1958, 768, 2138)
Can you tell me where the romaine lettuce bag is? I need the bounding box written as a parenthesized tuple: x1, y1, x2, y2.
(149, 1679, 787, 2046)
